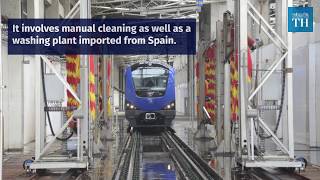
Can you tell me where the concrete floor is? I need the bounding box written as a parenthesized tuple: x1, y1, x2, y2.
(2, 115, 320, 179)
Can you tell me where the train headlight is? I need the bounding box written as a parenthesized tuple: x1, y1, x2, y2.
(125, 101, 138, 110)
(163, 101, 175, 110)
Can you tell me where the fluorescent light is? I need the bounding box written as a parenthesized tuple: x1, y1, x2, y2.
(114, 7, 130, 11)
(91, 6, 112, 9)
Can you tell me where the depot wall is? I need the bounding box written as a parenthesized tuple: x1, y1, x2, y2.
(292, 20, 320, 147)
(174, 55, 189, 115)
(253, 24, 320, 148)
(1, 43, 24, 151)
(23, 56, 36, 145)
(1, 0, 25, 151)
(1, 0, 74, 150)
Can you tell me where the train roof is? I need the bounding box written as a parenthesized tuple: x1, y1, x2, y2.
(128, 60, 173, 70)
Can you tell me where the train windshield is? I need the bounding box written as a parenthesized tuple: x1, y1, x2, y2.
(132, 66, 169, 97)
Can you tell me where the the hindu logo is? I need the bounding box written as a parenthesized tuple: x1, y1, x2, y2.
(288, 7, 313, 32)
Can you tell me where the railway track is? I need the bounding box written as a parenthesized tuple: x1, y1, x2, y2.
(112, 128, 222, 180)
(112, 130, 141, 180)
(27, 127, 312, 180)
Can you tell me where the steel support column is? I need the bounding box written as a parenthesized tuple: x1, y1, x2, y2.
(110, 55, 114, 139)
(79, 0, 91, 161)
(34, 0, 45, 161)
(188, 55, 196, 129)
(103, 55, 113, 140)
(216, 20, 223, 144)
(237, 0, 248, 155)
(103, 56, 108, 124)
(222, 12, 231, 155)
(286, 0, 294, 159)
(0, 1, 3, 178)
(199, 52, 205, 123)
(222, 12, 232, 180)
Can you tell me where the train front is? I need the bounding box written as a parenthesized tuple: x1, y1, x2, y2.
(125, 62, 176, 127)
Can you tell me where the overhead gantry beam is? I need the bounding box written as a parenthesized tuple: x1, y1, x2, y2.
(92, 0, 225, 4)
(92, 0, 226, 17)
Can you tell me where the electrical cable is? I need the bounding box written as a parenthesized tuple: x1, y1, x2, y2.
(40, 59, 73, 141)
(256, 58, 286, 139)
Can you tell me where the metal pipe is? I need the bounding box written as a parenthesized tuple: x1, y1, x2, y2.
(250, 118, 254, 160)
(202, 106, 211, 121)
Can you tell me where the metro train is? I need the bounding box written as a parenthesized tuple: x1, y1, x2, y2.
(125, 61, 175, 127)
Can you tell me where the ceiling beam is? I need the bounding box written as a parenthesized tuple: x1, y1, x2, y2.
(91, 0, 225, 5)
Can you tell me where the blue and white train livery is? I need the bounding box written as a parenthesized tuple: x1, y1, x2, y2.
(125, 61, 175, 127)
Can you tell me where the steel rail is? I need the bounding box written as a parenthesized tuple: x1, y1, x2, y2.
(127, 131, 141, 180)
(163, 141, 189, 180)
(162, 130, 223, 180)
(166, 129, 222, 180)
(162, 131, 202, 180)
(113, 130, 141, 180)
(119, 137, 133, 180)
(112, 133, 133, 180)
(132, 132, 141, 180)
